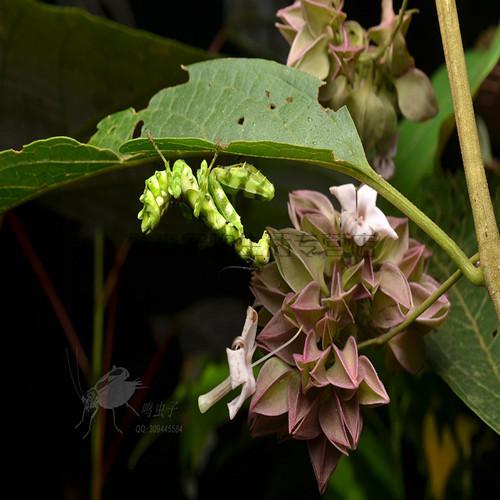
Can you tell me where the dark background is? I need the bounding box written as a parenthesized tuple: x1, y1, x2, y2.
(2, 1, 499, 499)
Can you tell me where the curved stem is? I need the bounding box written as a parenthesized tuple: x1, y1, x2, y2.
(361, 170, 484, 286)
(358, 253, 479, 350)
(435, 0, 500, 319)
(313, 161, 484, 286)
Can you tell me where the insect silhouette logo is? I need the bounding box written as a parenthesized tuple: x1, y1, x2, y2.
(68, 354, 145, 439)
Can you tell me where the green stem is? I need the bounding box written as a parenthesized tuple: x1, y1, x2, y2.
(373, 0, 409, 60)
(91, 228, 105, 500)
(360, 169, 484, 286)
(310, 160, 484, 286)
(434, 0, 500, 319)
(358, 253, 479, 350)
(388, 0, 408, 44)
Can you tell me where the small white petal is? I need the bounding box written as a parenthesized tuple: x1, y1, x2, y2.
(227, 378, 256, 420)
(352, 220, 373, 246)
(356, 185, 378, 218)
(226, 348, 249, 389)
(330, 184, 357, 212)
(366, 206, 398, 240)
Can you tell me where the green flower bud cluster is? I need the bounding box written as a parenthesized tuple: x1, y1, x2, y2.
(276, 0, 438, 178)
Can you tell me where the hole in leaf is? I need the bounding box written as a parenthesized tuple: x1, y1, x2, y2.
(132, 120, 144, 139)
(265, 90, 271, 98)
(237, 117, 245, 125)
(270, 103, 276, 110)
(493, 329, 498, 338)
(286, 96, 293, 103)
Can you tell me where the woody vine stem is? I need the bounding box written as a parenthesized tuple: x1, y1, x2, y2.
(435, 0, 500, 319)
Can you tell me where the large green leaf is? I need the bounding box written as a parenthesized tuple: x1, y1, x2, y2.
(0, 137, 121, 209)
(422, 174, 499, 434)
(118, 58, 370, 170)
(0, 0, 211, 149)
(393, 29, 500, 194)
(0, 58, 373, 214)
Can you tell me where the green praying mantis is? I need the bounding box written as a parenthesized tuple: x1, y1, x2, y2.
(137, 134, 275, 266)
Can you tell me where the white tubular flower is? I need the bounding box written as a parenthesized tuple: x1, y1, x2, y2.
(329, 184, 398, 246)
(226, 306, 258, 419)
(198, 307, 258, 419)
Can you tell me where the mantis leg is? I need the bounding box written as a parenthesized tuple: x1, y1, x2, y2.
(208, 169, 244, 233)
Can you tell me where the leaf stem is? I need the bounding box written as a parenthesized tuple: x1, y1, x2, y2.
(358, 253, 479, 349)
(386, 0, 409, 47)
(91, 228, 105, 500)
(435, 0, 500, 319)
(360, 169, 484, 286)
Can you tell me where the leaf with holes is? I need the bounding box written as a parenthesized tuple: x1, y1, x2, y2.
(421, 174, 500, 434)
(117, 58, 371, 172)
(0, 58, 377, 214)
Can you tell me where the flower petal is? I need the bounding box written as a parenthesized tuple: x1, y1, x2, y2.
(319, 390, 350, 452)
(329, 183, 356, 212)
(249, 357, 291, 416)
(356, 184, 378, 218)
(366, 206, 398, 240)
(326, 336, 359, 389)
(307, 435, 343, 495)
(357, 356, 390, 406)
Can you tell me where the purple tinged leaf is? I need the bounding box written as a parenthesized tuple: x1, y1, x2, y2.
(321, 265, 355, 325)
(339, 395, 363, 449)
(301, 0, 336, 38)
(326, 336, 359, 389)
(275, 23, 297, 45)
(294, 331, 332, 390)
(267, 227, 327, 295)
(249, 412, 289, 439)
(361, 255, 377, 289)
(249, 357, 291, 416)
(276, 2, 304, 33)
(288, 29, 330, 79)
(319, 390, 351, 453)
(315, 313, 338, 347)
(395, 68, 438, 122)
(373, 216, 409, 265)
(371, 294, 406, 329)
(399, 241, 429, 281)
(377, 262, 413, 310)
(257, 310, 304, 364)
(287, 190, 336, 228)
(288, 375, 322, 439)
(357, 355, 390, 406)
(251, 261, 291, 314)
(410, 277, 450, 327)
(341, 258, 365, 291)
(388, 330, 425, 374)
(289, 281, 326, 332)
(307, 435, 342, 495)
